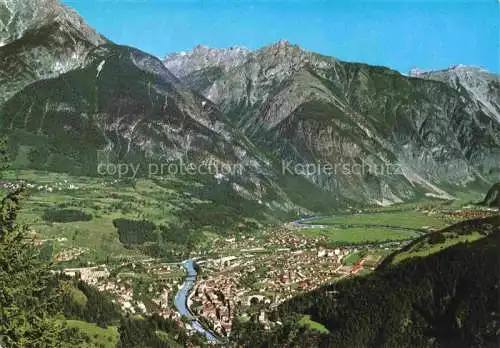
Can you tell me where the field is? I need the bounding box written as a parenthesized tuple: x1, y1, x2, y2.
(1, 169, 278, 265)
(298, 315, 330, 333)
(60, 320, 118, 348)
(298, 226, 420, 244)
(343, 252, 363, 266)
(295, 206, 474, 245)
(1, 170, 208, 264)
(1, 169, 491, 265)
(391, 231, 485, 264)
(309, 211, 447, 230)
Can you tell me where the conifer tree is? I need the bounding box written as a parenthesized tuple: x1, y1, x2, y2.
(0, 141, 84, 347)
(0, 137, 10, 177)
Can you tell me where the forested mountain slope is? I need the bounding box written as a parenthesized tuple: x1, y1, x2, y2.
(482, 183, 500, 208)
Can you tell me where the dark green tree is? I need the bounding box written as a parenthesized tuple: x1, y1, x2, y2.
(0, 187, 85, 347)
(0, 136, 10, 177)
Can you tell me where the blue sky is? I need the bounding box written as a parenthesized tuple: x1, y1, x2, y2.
(64, 0, 499, 73)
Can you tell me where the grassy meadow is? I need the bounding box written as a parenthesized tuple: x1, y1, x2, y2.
(60, 320, 119, 348)
(298, 226, 421, 245)
(1, 170, 214, 264)
(391, 231, 485, 264)
(1, 168, 492, 265)
(309, 211, 448, 230)
(299, 315, 330, 333)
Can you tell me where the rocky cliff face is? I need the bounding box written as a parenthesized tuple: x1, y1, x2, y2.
(410, 65, 500, 124)
(0, 0, 106, 103)
(2, 44, 249, 174)
(0, 0, 103, 46)
(169, 41, 500, 204)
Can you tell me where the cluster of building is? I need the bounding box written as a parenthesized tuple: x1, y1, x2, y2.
(25, 181, 81, 192)
(1, 178, 122, 194)
(439, 208, 497, 222)
(61, 261, 184, 324)
(54, 247, 88, 261)
(50, 216, 412, 340)
(0, 180, 22, 191)
(183, 228, 362, 336)
(189, 277, 235, 336)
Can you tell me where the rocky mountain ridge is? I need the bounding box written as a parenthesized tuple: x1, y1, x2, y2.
(0, 4, 306, 224)
(163, 44, 250, 77)
(0, 0, 104, 47)
(165, 42, 500, 204)
(0, 0, 107, 103)
(410, 65, 500, 124)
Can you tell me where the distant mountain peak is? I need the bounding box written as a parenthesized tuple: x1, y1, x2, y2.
(276, 39, 291, 47)
(261, 39, 303, 52)
(408, 67, 430, 77)
(162, 40, 312, 79)
(409, 64, 489, 77)
(447, 64, 487, 72)
(163, 44, 250, 77)
(411, 64, 499, 123)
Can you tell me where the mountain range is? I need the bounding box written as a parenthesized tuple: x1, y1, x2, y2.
(1, 0, 499, 218)
(167, 42, 500, 205)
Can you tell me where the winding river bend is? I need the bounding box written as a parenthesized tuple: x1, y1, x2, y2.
(174, 260, 218, 343)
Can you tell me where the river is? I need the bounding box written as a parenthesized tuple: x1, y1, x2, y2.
(174, 260, 218, 343)
(173, 215, 423, 343)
